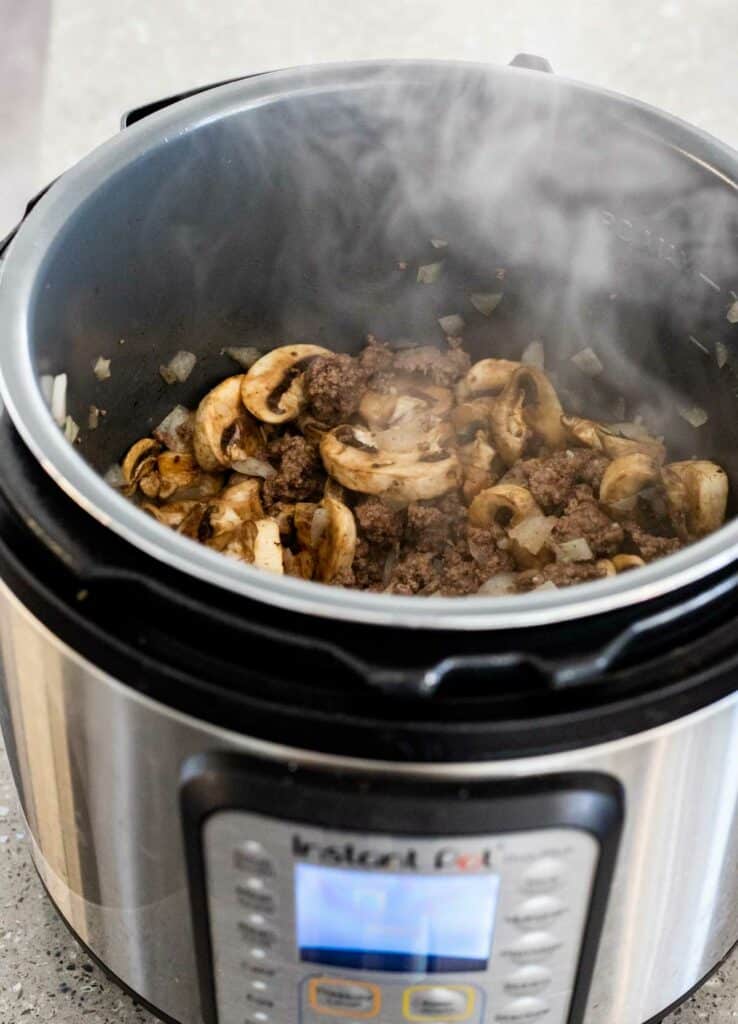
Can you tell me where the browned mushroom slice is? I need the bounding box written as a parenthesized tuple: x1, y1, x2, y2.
(456, 359, 520, 401)
(469, 484, 548, 569)
(223, 518, 284, 574)
(599, 453, 660, 507)
(459, 431, 500, 502)
(143, 500, 202, 529)
(359, 380, 453, 431)
(193, 375, 265, 471)
(562, 415, 665, 462)
(121, 438, 162, 495)
(156, 452, 223, 501)
(320, 425, 459, 503)
(241, 344, 331, 424)
(661, 460, 729, 538)
(314, 496, 357, 583)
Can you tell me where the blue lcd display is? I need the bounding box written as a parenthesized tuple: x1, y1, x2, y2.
(295, 863, 500, 972)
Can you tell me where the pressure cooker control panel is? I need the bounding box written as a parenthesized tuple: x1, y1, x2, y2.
(181, 756, 623, 1024)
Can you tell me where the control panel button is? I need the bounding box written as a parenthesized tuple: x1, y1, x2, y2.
(495, 997, 550, 1021)
(504, 965, 552, 996)
(503, 931, 562, 962)
(236, 879, 277, 914)
(308, 978, 381, 1018)
(507, 896, 566, 930)
(234, 840, 275, 876)
(403, 985, 475, 1021)
(247, 1012, 271, 1024)
(238, 920, 277, 947)
(521, 858, 564, 894)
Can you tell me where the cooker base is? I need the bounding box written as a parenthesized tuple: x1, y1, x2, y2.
(37, 869, 737, 1024)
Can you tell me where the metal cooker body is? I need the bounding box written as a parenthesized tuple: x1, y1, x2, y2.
(2, 578, 738, 1024)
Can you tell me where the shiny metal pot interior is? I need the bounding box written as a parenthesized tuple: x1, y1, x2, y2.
(1, 60, 737, 628)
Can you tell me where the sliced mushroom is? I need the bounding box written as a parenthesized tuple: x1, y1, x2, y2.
(456, 359, 520, 401)
(314, 496, 357, 583)
(561, 415, 604, 450)
(294, 502, 318, 548)
(219, 478, 265, 520)
(241, 344, 331, 424)
(562, 414, 665, 462)
(320, 425, 459, 503)
(596, 558, 617, 576)
(223, 518, 284, 573)
(121, 438, 161, 494)
(143, 500, 201, 529)
(459, 431, 500, 502)
(156, 451, 223, 501)
(488, 381, 530, 466)
(284, 548, 315, 580)
(469, 484, 542, 529)
(193, 375, 265, 471)
(359, 380, 453, 430)
(599, 453, 660, 506)
(510, 366, 566, 450)
(612, 554, 646, 572)
(661, 460, 729, 538)
(452, 398, 494, 442)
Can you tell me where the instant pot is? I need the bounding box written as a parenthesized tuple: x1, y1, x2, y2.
(1, 57, 738, 1024)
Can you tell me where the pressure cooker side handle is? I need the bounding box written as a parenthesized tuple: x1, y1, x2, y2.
(509, 53, 554, 74)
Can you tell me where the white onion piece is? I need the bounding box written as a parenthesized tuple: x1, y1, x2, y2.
(470, 292, 503, 317)
(40, 375, 54, 405)
(103, 463, 125, 487)
(571, 347, 604, 377)
(417, 262, 444, 284)
(93, 357, 111, 381)
(230, 457, 276, 479)
(430, 238, 448, 249)
(716, 341, 729, 368)
(554, 538, 593, 563)
(677, 404, 708, 428)
(154, 405, 195, 453)
(63, 415, 79, 443)
(51, 373, 67, 426)
(521, 340, 545, 369)
(508, 515, 556, 555)
(727, 300, 738, 324)
(88, 405, 100, 430)
(161, 350, 197, 384)
(477, 572, 517, 596)
(382, 547, 399, 587)
(223, 346, 262, 370)
(310, 506, 329, 546)
(438, 314, 465, 336)
(534, 580, 559, 591)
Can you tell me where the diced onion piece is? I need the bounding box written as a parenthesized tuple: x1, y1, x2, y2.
(40, 375, 54, 405)
(678, 404, 708, 428)
(230, 457, 276, 479)
(571, 346, 604, 377)
(608, 421, 655, 441)
(534, 580, 559, 591)
(430, 238, 448, 249)
(310, 506, 329, 546)
(161, 350, 197, 384)
(438, 314, 465, 336)
(93, 357, 111, 381)
(611, 396, 627, 420)
(555, 538, 593, 563)
(63, 415, 79, 443)
(154, 405, 195, 453)
(716, 341, 729, 368)
(103, 463, 125, 487)
(51, 373, 67, 426)
(470, 292, 503, 317)
(417, 262, 444, 284)
(88, 405, 100, 430)
(382, 547, 399, 587)
(521, 340, 545, 369)
(223, 346, 262, 370)
(477, 572, 517, 596)
(508, 515, 556, 555)
(727, 300, 738, 324)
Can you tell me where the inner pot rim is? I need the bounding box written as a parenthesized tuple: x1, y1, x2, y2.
(2, 58, 738, 631)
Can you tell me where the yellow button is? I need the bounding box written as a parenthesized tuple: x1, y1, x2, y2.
(308, 977, 381, 1019)
(403, 985, 476, 1021)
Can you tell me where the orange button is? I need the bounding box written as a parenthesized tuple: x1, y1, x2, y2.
(308, 977, 381, 1019)
(403, 984, 476, 1021)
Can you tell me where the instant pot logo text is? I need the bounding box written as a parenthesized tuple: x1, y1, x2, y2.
(292, 835, 493, 871)
(600, 209, 691, 273)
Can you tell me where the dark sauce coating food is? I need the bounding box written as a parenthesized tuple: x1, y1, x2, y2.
(118, 337, 729, 597)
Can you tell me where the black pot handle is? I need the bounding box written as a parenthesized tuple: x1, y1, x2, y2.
(509, 53, 554, 74)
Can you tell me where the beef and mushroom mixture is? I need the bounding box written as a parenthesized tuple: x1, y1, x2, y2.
(117, 337, 729, 596)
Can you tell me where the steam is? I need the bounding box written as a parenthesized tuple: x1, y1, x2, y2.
(132, 62, 738, 469)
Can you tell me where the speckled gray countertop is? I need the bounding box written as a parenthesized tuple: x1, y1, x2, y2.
(1, 1, 738, 1021)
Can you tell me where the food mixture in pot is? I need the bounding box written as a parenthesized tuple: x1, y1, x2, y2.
(115, 336, 729, 596)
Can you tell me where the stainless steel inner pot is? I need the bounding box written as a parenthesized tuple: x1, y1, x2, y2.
(1, 60, 737, 629)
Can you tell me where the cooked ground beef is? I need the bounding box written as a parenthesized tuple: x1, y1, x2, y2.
(358, 335, 395, 378)
(263, 435, 325, 505)
(625, 523, 682, 562)
(388, 551, 440, 595)
(507, 449, 610, 512)
(552, 487, 624, 557)
(393, 345, 471, 386)
(304, 354, 367, 425)
(355, 496, 405, 545)
(516, 561, 607, 591)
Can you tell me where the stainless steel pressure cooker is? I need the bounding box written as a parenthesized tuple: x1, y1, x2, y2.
(0, 57, 737, 1024)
